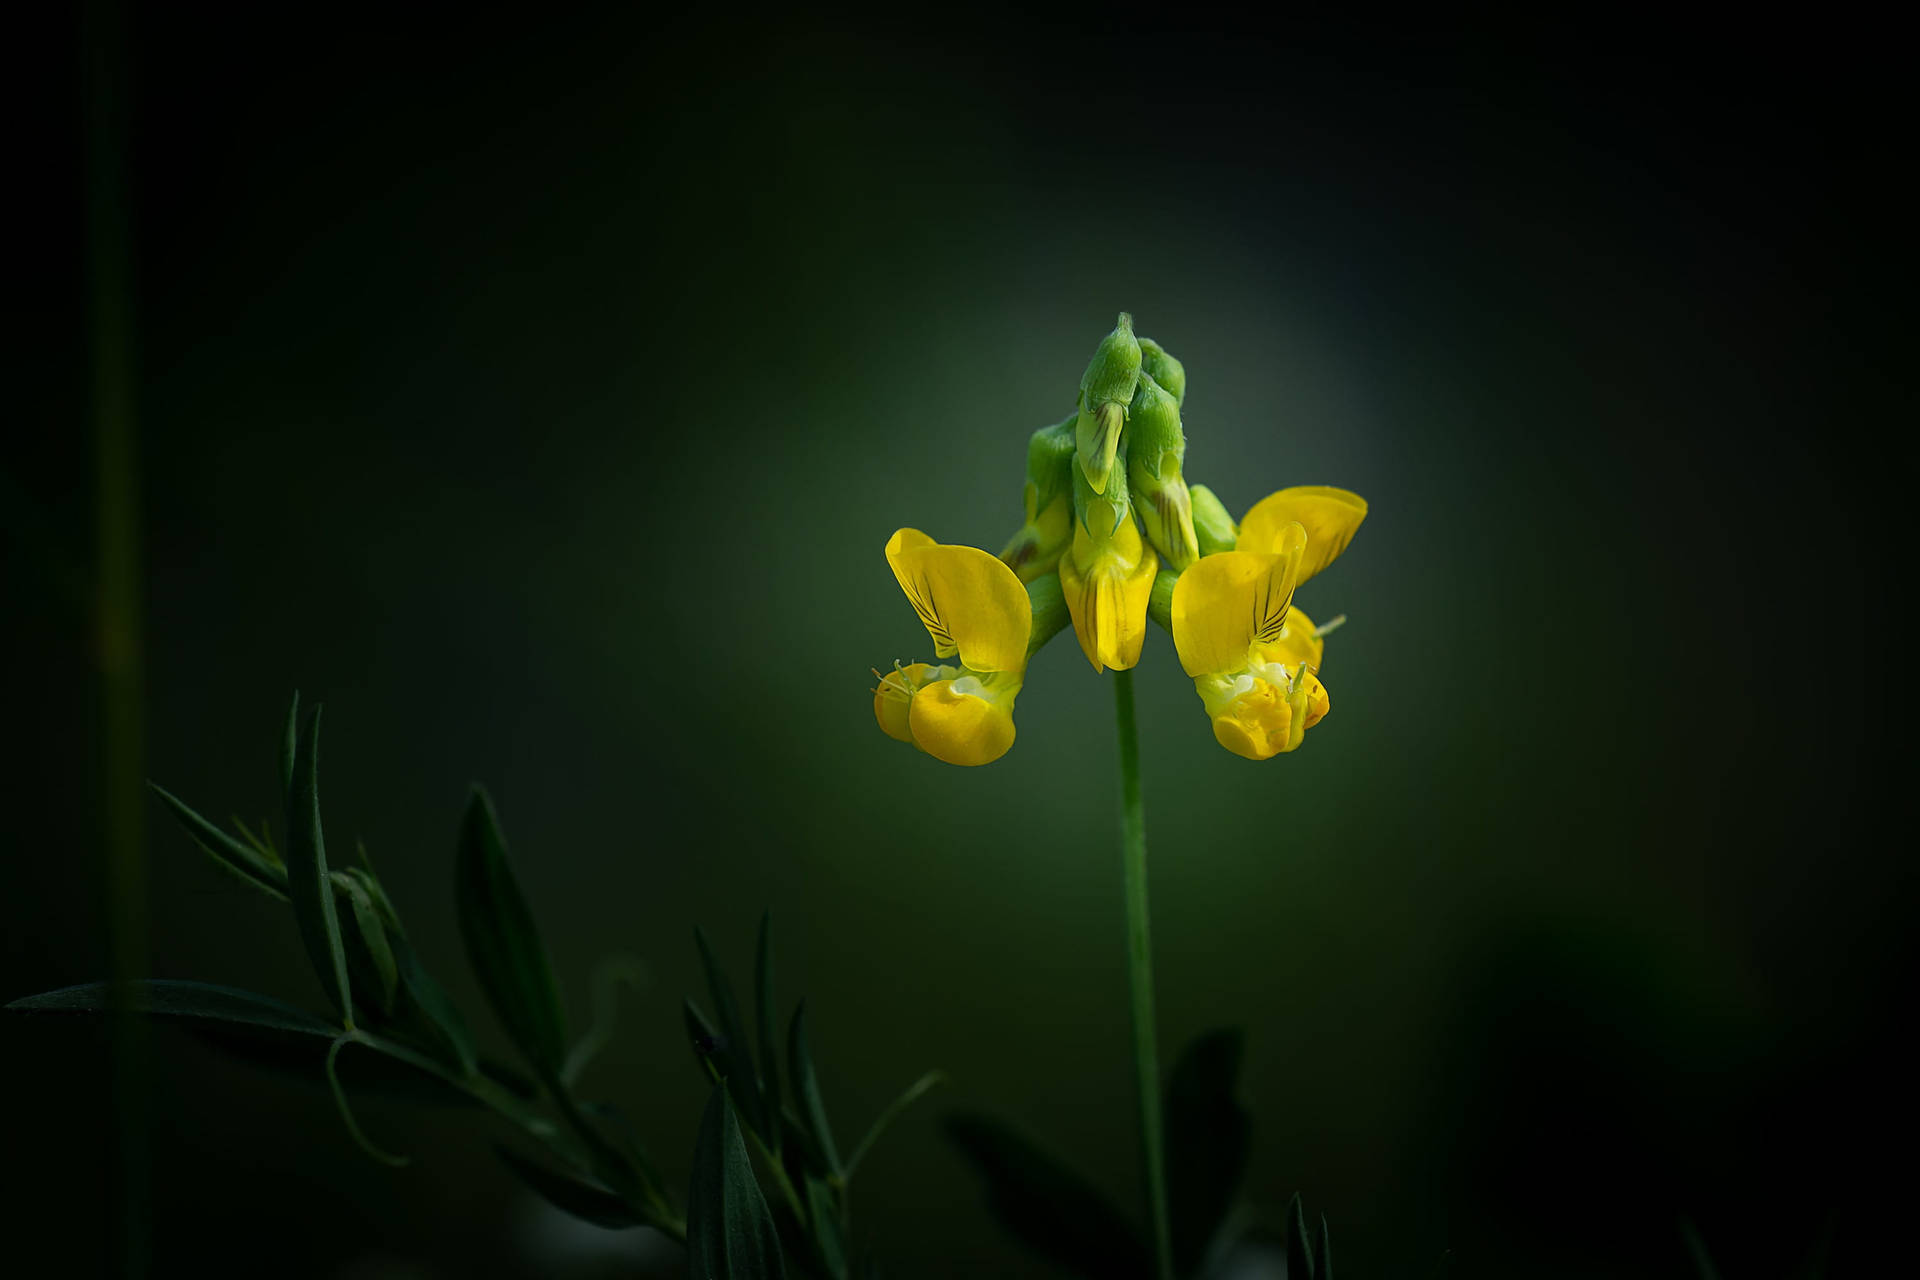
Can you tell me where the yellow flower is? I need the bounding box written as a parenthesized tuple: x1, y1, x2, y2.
(1170, 486, 1365, 759)
(872, 529, 1031, 766)
(1058, 461, 1157, 673)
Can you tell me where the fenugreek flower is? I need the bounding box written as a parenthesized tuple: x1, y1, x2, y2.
(873, 530, 1031, 766)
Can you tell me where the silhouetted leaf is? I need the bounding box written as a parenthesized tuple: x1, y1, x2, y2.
(695, 926, 767, 1139)
(496, 1144, 642, 1229)
(280, 690, 300, 801)
(945, 1112, 1149, 1279)
(149, 783, 288, 899)
(284, 704, 353, 1021)
(1166, 1028, 1251, 1275)
(804, 1175, 847, 1280)
(455, 786, 567, 1076)
(333, 869, 398, 1018)
(391, 931, 477, 1077)
(7, 980, 332, 1038)
(1284, 1193, 1314, 1280)
(755, 912, 783, 1147)
(786, 1002, 842, 1179)
(687, 1082, 787, 1279)
(1317, 1213, 1332, 1280)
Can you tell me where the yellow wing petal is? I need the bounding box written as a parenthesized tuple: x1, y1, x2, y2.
(1251, 605, 1325, 672)
(884, 530, 1031, 672)
(1170, 531, 1304, 679)
(1237, 486, 1367, 584)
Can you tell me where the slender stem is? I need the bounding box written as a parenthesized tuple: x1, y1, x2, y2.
(1113, 669, 1172, 1280)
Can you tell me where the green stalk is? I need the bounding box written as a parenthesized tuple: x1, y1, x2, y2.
(1112, 669, 1172, 1280)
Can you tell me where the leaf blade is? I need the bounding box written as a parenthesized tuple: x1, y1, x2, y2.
(687, 1081, 788, 1279)
(149, 783, 289, 899)
(695, 925, 766, 1139)
(755, 911, 783, 1149)
(786, 1002, 842, 1179)
(455, 785, 567, 1076)
(284, 704, 353, 1023)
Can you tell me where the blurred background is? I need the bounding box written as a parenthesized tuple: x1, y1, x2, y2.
(3, 9, 1900, 1277)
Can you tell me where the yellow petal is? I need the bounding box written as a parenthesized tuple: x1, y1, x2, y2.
(885, 529, 1032, 672)
(872, 662, 936, 744)
(1170, 532, 1305, 679)
(1058, 520, 1158, 673)
(1250, 605, 1325, 672)
(1195, 673, 1293, 761)
(1237, 486, 1367, 584)
(907, 677, 1018, 766)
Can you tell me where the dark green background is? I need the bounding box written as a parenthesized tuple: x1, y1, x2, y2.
(4, 11, 1898, 1277)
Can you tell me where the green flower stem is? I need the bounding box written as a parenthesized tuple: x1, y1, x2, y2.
(1113, 668, 1173, 1280)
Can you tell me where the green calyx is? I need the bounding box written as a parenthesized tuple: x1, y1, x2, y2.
(1188, 483, 1239, 556)
(1075, 313, 1142, 494)
(1139, 337, 1186, 405)
(1127, 373, 1199, 570)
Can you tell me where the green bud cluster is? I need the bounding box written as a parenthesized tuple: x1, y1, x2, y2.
(1073, 313, 1142, 495)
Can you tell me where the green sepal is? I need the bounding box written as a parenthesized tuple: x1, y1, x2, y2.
(149, 782, 289, 899)
(285, 704, 354, 1024)
(495, 1144, 643, 1229)
(455, 786, 568, 1077)
(945, 1112, 1150, 1279)
(1139, 337, 1186, 405)
(1025, 416, 1078, 519)
(1188, 483, 1239, 556)
(687, 1081, 789, 1280)
(1025, 573, 1069, 657)
(1075, 312, 1142, 494)
(1126, 372, 1198, 569)
(1165, 1028, 1251, 1276)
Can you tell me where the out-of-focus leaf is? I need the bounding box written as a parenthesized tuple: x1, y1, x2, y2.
(804, 1175, 848, 1280)
(333, 869, 398, 1018)
(844, 1070, 945, 1179)
(455, 786, 567, 1077)
(786, 1002, 842, 1179)
(945, 1112, 1149, 1279)
(7, 980, 332, 1038)
(694, 926, 767, 1140)
(150, 783, 288, 899)
(1284, 1193, 1314, 1280)
(1166, 1028, 1251, 1275)
(687, 1081, 787, 1279)
(390, 931, 477, 1077)
(496, 1144, 642, 1229)
(284, 704, 353, 1023)
(755, 912, 783, 1149)
(281, 690, 300, 801)
(1317, 1213, 1332, 1280)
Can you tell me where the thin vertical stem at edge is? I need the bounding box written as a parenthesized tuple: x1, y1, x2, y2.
(1113, 668, 1173, 1280)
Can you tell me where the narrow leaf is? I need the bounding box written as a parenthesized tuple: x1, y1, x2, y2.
(804, 1175, 848, 1280)
(786, 1002, 842, 1178)
(280, 690, 300, 801)
(455, 785, 567, 1076)
(150, 783, 288, 899)
(1166, 1028, 1251, 1275)
(282, 704, 353, 1023)
(945, 1113, 1150, 1279)
(1284, 1193, 1314, 1280)
(1317, 1213, 1333, 1280)
(687, 1081, 788, 1280)
(695, 926, 766, 1138)
(496, 1144, 642, 1229)
(334, 870, 398, 1017)
(390, 931, 477, 1077)
(844, 1070, 945, 1179)
(755, 912, 783, 1148)
(7, 980, 333, 1039)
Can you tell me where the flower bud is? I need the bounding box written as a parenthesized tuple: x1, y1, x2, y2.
(1138, 337, 1186, 405)
(1125, 372, 1199, 571)
(1074, 312, 1141, 495)
(1187, 483, 1240, 557)
(998, 416, 1076, 583)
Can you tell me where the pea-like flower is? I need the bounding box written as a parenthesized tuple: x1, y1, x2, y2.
(1059, 457, 1158, 673)
(872, 530, 1033, 766)
(1171, 486, 1367, 759)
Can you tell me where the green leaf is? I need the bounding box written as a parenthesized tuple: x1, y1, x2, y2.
(7, 979, 334, 1038)
(786, 1002, 842, 1178)
(755, 912, 783, 1149)
(333, 869, 398, 1018)
(149, 783, 288, 899)
(687, 1081, 788, 1280)
(455, 785, 567, 1077)
(390, 930, 478, 1077)
(844, 1070, 945, 1180)
(1166, 1028, 1251, 1275)
(1284, 1193, 1314, 1280)
(496, 1144, 642, 1229)
(1317, 1213, 1332, 1280)
(694, 925, 767, 1139)
(284, 704, 353, 1023)
(280, 690, 300, 800)
(944, 1113, 1149, 1279)
(804, 1175, 848, 1280)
